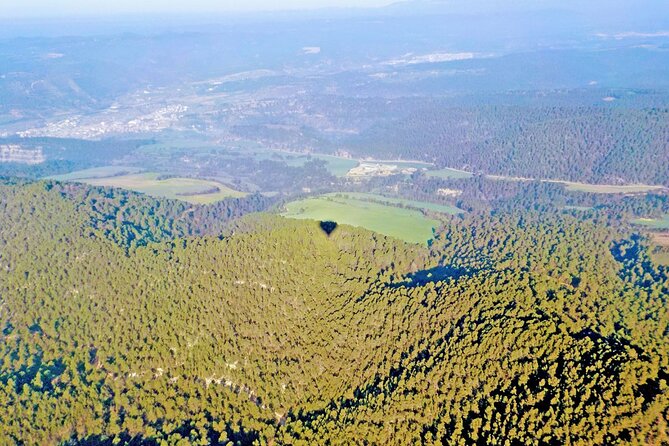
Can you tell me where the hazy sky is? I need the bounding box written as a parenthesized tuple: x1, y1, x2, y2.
(2, 0, 395, 18)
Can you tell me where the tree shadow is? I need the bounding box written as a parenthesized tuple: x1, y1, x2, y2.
(390, 265, 477, 288)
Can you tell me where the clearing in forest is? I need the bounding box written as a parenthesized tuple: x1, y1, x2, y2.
(51, 170, 246, 204)
(632, 215, 669, 230)
(48, 166, 144, 181)
(426, 167, 475, 180)
(485, 172, 665, 194)
(561, 182, 665, 194)
(281, 193, 461, 244)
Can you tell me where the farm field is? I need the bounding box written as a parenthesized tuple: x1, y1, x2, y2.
(282, 153, 359, 177)
(331, 192, 463, 215)
(364, 159, 433, 170)
(48, 166, 144, 181)
(281, 194, 444, 244)
(55, 171, 246, 204)
(632, 215, 669, 229)
(485, 172, 664, 194)
(426, 167, 475, 180)
(652, 232, 669, 247)
(649, 233, 669, 266)
(561, 182, 665, 194)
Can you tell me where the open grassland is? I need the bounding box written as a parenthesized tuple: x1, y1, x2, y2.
(486, 173, 665, 194)
(48, 166, 144, 181)
(632, 219, 669, 265)
(561, 182, 666, 194)
(59, 171, 246, 204)
(330, 192, 463, 215)
(633, 215, 669, 229)
(364, 159, 433, 169)
(650, 233, 669, 266)
(426, 167, 475, 180)
(281, 153, 359, 177)
(651, 232, 669, 247)
(281, 195, 443, 244)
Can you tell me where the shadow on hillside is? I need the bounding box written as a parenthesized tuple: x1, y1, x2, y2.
(63, 424, 260, 446)
(390, 265, 476, 288)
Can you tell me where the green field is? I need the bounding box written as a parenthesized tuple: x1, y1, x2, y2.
(562, 182, 665, 194)
(52, 170, 246, 204)
(330, 193, 463, 215)
(632, 215, 669, 229)
(426, 167, 474, 180)
(484, 172, 665, 194)
(367, 159, 433, 170)
(48, 166, 144, 181)
(282, 153, 359, 177)
(281, 194, 453, 244)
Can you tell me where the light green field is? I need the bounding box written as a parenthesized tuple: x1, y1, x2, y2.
(426, 168, 474, 180)
(330, 193, 463, 215)
(48, 166, 144, 181)
(486, 173, 665, 194)
(56, 171, 246, 204)
(632, 216, 669, 229)
(282, 194, 446, 244)
(364, 159, 433, 169)
(562, 182, 665, 194)
(282, 153, 359, 177)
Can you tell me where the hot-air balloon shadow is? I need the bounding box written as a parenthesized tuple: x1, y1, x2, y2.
(319, 221, 337, 236)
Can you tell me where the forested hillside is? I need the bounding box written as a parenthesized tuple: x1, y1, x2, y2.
(0, 180, 667, 445)
(346, 106, 669, 185)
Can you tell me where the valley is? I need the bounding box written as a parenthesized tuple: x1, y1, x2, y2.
(1, 2, 669, 445)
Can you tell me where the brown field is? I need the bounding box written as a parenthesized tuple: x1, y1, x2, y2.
(652, 232, 669, 247)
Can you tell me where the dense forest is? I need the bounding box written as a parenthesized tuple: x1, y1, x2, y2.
(344, 106, 669, 186)
(0, 179, 667, 445)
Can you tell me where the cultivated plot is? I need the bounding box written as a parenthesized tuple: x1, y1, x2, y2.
(52, 170, 246, 204)
(425, 167, 474, 180)
(632, 215, 669, 229)
(282, 193, 461, 244)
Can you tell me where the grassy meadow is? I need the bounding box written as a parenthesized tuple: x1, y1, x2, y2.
(51, 169, 246, 204)
(281, 193, 462, 244)
(332, 192, 463, 215)
(632, 215, 669, 229)
(426, 167, 475, 180)
(485, 172, 665, 194)
(562, 182, 665, 194)
(48, 166, 144, 181)
(282, 153, 359, 177)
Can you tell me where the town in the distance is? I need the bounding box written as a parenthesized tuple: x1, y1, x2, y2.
(0, 0, 668, 445)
